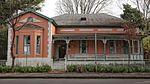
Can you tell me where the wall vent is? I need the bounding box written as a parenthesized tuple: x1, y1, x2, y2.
(80, 17, 86, 21)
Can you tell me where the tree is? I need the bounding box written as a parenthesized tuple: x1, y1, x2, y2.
(122, 0, 150, 32)
(0, 0, 44, 68)
(120, 4, 144, 30)
(56, 0, 112, 14)
(121, 4, 140, 65)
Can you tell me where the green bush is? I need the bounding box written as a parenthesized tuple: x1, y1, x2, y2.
(85, 64, 96, 72)
(0, 64, 51, 73)
(67, 64, 77, 72)
(67, 64, 150, 73)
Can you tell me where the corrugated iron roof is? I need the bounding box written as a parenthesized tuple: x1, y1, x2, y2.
(53, 13, 124, 27)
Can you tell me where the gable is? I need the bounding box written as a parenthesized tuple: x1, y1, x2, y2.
(19, 17, 41, 22)
(14, 11, 57, 26)
(17, 24, 43, 29)
(18, 12, 48, 23)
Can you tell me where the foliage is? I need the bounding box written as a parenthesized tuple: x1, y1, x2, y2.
(120, 4, 144, 31)
(0, 28, 8, 59)
(129, 0, 150, 32)
(67, 64, 77, 72)
(67, 64, 150, 73)
(0, 0, 44, 24)
(0, 64, 51, 73)
(143, 36, 150, 52)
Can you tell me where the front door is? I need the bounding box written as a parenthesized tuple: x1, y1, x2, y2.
(59, 44, 66, 59)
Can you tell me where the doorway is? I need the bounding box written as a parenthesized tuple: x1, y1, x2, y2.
(58, 44, 66, 59)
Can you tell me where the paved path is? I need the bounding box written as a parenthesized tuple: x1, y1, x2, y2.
(0, 79, 150, 84)
(0, 73, 150, 79)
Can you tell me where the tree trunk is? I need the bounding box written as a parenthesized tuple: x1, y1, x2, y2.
(10, 28, 16, 68)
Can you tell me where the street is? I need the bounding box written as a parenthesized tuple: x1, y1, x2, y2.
(0, 79, 150, 84)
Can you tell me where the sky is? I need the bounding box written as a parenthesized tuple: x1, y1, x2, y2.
(40, 0, 134, 18)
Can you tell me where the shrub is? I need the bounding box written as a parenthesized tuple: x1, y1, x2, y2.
(67, 64, 77, 72)
(67, 64, 150, 73)
(0, 64, 51, 73)
(97, 64, 107, 73)
(85, 64, 96, 72)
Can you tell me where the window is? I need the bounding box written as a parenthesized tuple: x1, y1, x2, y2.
(109, 41, 115, 54)
(36, 36, 41, 55)
(123, 41, 128, 54)
(27, 17, 33, 22)
(133, 41, 138, 53)
(16, 36, 19, 54)
(80, 40, 87, 54)
(24, 35, 30, 55)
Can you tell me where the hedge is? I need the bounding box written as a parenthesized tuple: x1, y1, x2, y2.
(0, 64, 51, 73)
(67, 64, 150, 73)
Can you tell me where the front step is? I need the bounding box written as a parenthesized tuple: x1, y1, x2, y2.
(53, 61, 65, 70)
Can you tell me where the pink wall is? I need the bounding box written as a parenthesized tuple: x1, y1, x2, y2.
(14, 12, 49, 58)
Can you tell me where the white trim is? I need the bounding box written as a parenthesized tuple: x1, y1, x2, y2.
(98, 29, 112, 31)
(60, 29, 75, 32)
(116, 29, 124, 32)
(79, 29, 94, 31)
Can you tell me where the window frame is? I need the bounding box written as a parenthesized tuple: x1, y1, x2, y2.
(109, 40, 116, 54)
(16, 36, 19, 55)
(36, 35, 41, 55)
(133, 40, 139, 54)
(80, 40, 87, 54)
(23, 35, 31, 55)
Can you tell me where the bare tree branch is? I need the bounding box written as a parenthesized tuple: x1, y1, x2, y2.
(56, 0, 112, 14)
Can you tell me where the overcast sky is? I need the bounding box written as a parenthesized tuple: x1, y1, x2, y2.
(40, 0, 134, 18)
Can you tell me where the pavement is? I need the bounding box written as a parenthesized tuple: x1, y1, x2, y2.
(0, 73, 150, 79)
(1, 79, 150, 84)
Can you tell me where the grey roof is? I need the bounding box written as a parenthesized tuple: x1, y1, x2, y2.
(52, 13, 124, 27)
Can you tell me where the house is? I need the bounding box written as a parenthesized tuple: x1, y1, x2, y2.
(6, 11, 144, 69)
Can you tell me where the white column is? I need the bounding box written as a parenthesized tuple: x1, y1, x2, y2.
(6, 25, 12, 66)
(48, 22, 53, 66)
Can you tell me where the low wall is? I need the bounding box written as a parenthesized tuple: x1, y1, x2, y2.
(6, 58, 53, 66)
(0, 60, 6, 65)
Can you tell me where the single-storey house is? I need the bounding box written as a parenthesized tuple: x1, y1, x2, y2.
(6, 11, 144, 69)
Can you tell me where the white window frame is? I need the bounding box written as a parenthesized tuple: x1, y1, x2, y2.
(36, 35, 41, 55)
(80, 40, 87, 54)
(24, 35, 30, 55)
